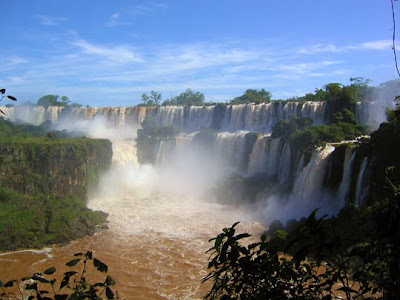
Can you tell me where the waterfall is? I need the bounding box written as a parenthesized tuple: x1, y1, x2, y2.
(247, 134, 271, 176)
(337, 146, 357, 206)
(155, 139, 176, 166)
(247, 136, 282, 177)
(354, 157, 369, 206)
(215, 131, 251, 173)
(294, 155, 305, 181)
(290, 146, 335, 214)
(0, 102, 331, 134)
(277, 142, 291, 184)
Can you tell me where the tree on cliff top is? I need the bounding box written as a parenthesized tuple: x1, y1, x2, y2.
(140, 91, 162, 106)
(37, 95, 70, 107)
(162, 88, 205, 106)
(230, 89, 272, 104)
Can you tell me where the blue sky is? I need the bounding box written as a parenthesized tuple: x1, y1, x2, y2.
(0, 0, 398, 106)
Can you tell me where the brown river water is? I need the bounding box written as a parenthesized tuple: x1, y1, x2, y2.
(0, 147, 266, 299)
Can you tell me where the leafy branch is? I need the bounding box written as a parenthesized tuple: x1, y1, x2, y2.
(0, 88, 17, 115)
(0, 251, 119, 300)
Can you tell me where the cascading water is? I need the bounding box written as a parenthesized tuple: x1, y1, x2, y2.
(277, 142, 291, 184)
(1, 102, 330, 134)
(290, 146, 336, 215)
(0, 102, 374, 298)
(337, 146, 357, 206)
(0, 120, 266, 299)
(355, 157, 369, 206)
(247, 134, 271, 176)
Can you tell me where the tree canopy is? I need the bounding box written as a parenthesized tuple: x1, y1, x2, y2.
(162, 89, 205, 106)
(141, 91, 162, 106)
(37, 95, 70, 107)
(229, 89, 272, 104)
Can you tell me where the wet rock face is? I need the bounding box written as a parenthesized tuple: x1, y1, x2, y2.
(0, 138, 112, 200)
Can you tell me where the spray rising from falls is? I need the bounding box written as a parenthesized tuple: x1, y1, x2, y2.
(0, 103, 375, 223)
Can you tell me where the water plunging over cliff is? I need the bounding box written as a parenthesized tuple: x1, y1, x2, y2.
(1, 102, 328, 133)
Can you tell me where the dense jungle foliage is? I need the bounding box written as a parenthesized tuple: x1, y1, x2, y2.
(0, 188, 107, 250)
(204, 104, 400, 299)
(0, 118, 110, 251)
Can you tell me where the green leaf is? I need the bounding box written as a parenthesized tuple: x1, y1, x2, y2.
(105, 275, 116, 286)
(64, 271, 78, 277)
(33, 276, 50, 283)
(65, 259, 80, 266)
(44, 267, 56, 275)
(235, 233, 251, 241)
(25, 282, 38, 290)
(106, 287, 115, 299)
(93, 282, 104, 287)
(93, 258, 108, 273)
(86, 251, 93, 260)
(7, 95, 17, 101)
(4, 280, 14, 287)
(21, 276, 32, 281)
(59, 276, 70, 290)
(59, 271, 77, 290)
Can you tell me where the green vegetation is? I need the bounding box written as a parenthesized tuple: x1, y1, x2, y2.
(0, 251, 119, 299)
(162, 88, 205, 106)
(137, 116, 181, 139)
(0, 137, 112, 199)
(0, 188, 107, 250)
(37, 95, 70, 107)
(229, 88, 272, 104)
(36, 95, 82, 108)
(272, 112, 365, 161)
(139, 90, 162, 106)
(204, 104, 400, 299)
(204, 198, 399, 299)
(0, 118, 112, 250)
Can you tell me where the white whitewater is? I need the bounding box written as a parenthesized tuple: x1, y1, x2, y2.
(355, 157, 369, 206)
(337, 146, 357, 206)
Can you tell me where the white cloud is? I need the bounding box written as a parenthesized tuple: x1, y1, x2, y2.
(106, 12, 130, 27)
(2, 36, 394, 106)
(72, 39, 143, 64)
(34, 15, 68, 26)
(297, 40, 394, 54)
(297, 44, 340, 54)
(274, 60, 342, 74)
(360, 40, 392, 50)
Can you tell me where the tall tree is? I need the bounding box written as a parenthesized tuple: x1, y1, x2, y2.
(163, 89, 205, 106)
(141, 91, 162, 106)
(230, 89, 272, 104)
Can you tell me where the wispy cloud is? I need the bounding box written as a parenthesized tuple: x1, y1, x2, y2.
(360, 40, 392, 50)
(275, 60, 342, 74)
(297, 39, 393, 54)
(34, 15, 68, 26)
(105, 12, 130, 27)
(2, 37, 395, 105)
(72, 39, 143, 64)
